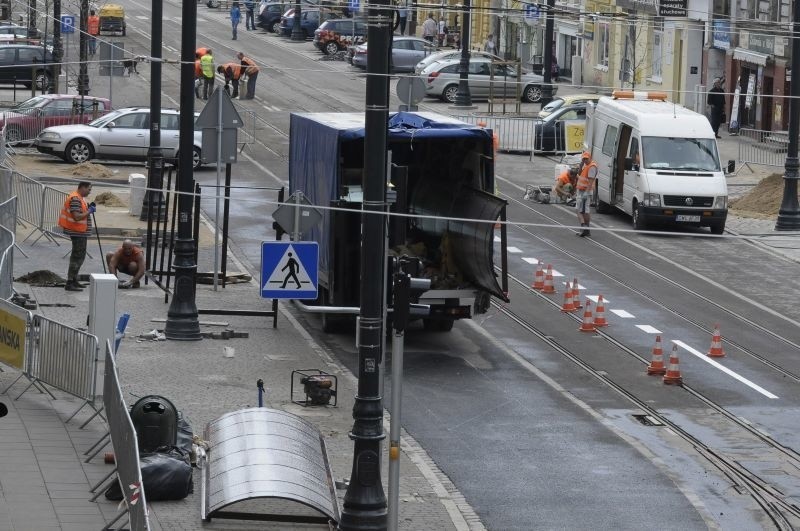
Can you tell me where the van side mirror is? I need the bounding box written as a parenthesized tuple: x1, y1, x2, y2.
(624, 158, 633, 171)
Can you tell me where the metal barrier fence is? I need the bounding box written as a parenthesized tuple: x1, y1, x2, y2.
(0, 196, 15, 300)
(21, 314, 98, 406)
(36, 185, 68, 244)
(11, 171, 44, 230)
(0, 295, 31, 371)
(98, 340, 150, 531)
(737, 127, 787, 169)
(452, 114, 537, 153)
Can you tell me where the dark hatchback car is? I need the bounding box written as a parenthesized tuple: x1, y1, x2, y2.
(278, 9, 320, 39)
(533, 103, 588, 153)
(313, 18, 367, 55)
(0, 45, 55, 89)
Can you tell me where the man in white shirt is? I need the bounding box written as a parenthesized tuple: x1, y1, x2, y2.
(422, 13, 437, 43)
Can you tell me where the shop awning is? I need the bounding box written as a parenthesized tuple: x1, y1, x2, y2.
(733, 47, 769, 66)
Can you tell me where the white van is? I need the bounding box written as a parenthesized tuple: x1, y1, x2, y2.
(585, 91, 727, 234)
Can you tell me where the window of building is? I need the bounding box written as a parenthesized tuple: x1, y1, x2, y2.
(652, 31, 662, 80)
(597, 18, 610, 68)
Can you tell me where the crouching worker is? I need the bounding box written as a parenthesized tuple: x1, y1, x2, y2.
(106, 239, 145, 289)
(554, 167, 577, 204)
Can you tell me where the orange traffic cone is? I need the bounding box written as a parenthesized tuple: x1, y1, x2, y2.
(561, 282, 576, 312)
(542, 264, 556, 294)
(578, 300, 595, 332)
(571, 278, 582, 308)
(707, 324, 726, 358)
(646, 335, 667, 376)
(663, 344, 683, 385)
(531, 262, 545, 290)
(593, 295, 608, 327)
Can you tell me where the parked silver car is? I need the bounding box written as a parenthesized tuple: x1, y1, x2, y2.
(414, 49, 500, 74)
(351, 36, 437, 72)
(420, 57, 554, 103)
(35, 107, 205, 168)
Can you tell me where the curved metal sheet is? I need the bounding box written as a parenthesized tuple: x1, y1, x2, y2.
(202, 408, 339, 524)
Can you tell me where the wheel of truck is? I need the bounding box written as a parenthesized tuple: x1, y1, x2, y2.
(709, 222, 725, 235)
(442, 84, 459, 103)
(632, 200, 647, 231)
(423, 318, 454, 332)
(594, 187, 610, 214)
(324, 41, 341, 55)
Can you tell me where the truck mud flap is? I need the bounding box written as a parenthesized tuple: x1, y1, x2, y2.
(409, 181, 507, 301)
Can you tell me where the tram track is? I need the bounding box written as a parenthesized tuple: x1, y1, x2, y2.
(492, 293, 800, 528)
(499, 191, 800, 384)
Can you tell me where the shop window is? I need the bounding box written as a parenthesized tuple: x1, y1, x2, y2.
(651, 31, 662, 80)
(597, 19, 609, 68)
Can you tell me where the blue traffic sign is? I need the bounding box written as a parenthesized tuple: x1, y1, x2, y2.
(524, 4, 539, 19)
(261, 242, 318, 299)
(61, 15, 75, 33)
(349, 0, 359, 11)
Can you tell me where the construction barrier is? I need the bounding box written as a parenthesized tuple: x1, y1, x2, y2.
(0, 296, 31, 370)
(36, 185, 68, 244)
(737, 127, 787, 169)
(101, 340, 151, 531)
(452, 114, 537, 153)
(22, 314, 98, 404)
(0, 196, 15, 300)
(11, 171, 45, 231)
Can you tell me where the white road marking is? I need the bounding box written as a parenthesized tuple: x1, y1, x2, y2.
(521, 257, 538, 264)
(551, 269, 564, 277)
(610, 309, 634, 318)
(672, 340, 779, 400)
(507, 246, 522, 253)
(586, 295, 609, 303)
(164, 45, 177, 53)
(636, 325, 661, 334)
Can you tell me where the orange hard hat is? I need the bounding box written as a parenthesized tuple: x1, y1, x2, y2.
(581, 151, 591, 159)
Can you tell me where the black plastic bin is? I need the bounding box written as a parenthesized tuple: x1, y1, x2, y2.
(129, 395, 178, 453)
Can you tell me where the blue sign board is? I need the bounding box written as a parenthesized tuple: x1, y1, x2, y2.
(61, 15, 75, 34)
(712, 20, 730, 50)
(260, 241, 318, 300)
(524, 4, 539, 20)
(349, 0, 359, 11)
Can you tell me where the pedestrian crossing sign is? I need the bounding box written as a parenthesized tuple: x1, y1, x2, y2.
(260, 241, 318, 299)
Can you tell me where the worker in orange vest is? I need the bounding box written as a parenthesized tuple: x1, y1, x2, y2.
(195, 48, 209, 99)
(87, 10, 100, 56)
(237, 52, 259, 99)
(58, 181, 94, 291)
(217, 62, 243, 98)
(575, 151, 598, 237)
(554, 166, 577, 203)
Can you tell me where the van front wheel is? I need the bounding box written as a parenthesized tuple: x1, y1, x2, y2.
(632, 201, 647, 231)
(709, 222, 725, 235)
(594, 188, 610, 214)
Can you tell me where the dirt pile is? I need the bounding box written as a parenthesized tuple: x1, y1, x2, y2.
(71, 161, 114, 179)
(94, 191, 126, 207)
(729, 173, 792, 219)
(15, 270, 66, 286)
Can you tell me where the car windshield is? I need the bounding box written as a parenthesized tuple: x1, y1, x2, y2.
(88, 109, 128, 127)
(14, 96, 49, 109)
(642, 137, 721, 171)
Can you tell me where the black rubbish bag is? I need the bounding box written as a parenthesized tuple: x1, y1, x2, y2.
(105, 447, 193, 501)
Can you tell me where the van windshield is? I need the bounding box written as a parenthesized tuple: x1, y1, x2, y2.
(641, 137, 720, 172)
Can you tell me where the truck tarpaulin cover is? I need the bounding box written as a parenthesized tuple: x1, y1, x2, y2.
(289, 111, 505, 299)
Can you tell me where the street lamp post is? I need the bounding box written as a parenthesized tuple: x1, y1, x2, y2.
(51, 0, 61, 93)
(453, 0, 472, 107)
(77, 0, 89, 96)
(141, 0, 166, 223)
(540, 0, 555, 106)
(164, 0, 201, 341)
(775, 5, 800, 230)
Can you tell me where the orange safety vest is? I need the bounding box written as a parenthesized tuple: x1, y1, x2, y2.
(240, 56, 259, 76)
(557, 170, 571, 186)
(58, 191, 88, 233)
(577, 161, 598, 191)
(222, 62, 242, 80)
(87, 15, 100, 36)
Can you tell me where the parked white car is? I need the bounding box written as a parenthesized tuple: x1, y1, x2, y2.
(35, 107, 205, 168)
(414, 49, 501, 74)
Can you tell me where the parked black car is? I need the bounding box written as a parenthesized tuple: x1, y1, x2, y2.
(534, 103, 588, 153)
(278, 8, 320, 39)
(0, 45, 55, 89)
(313, 18, 367, 55)
(259, 0, 318, 33)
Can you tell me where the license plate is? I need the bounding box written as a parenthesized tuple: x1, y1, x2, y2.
(676, 215, 701, 222)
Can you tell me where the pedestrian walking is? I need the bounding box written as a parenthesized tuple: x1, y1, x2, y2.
(87, 10, 100, 56)
(230, 2, 241, 40)
(484, 33, 496, 55)
(106, 239, 145, 289)
(398, 3, 407, 35)
(244, 0, 256, 30)
(707, 78, 725, 138)
(200, 48, 215, 100)
(575, 151, 598, 237)
(237, 52, 259, 99)
(422, 13, 437, 43)
(217, 63, 243, 98)
(58, 181, 94, 291)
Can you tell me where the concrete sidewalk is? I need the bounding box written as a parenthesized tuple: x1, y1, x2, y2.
(1, 180, 477, 530)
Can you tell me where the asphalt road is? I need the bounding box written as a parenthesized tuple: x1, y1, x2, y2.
(25, 2, 800, 528)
